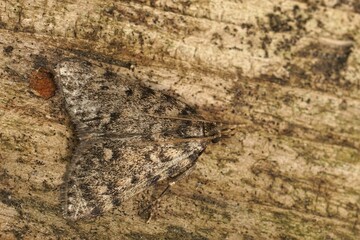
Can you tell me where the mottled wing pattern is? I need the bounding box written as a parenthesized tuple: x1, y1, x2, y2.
(57, 59, 219, 220)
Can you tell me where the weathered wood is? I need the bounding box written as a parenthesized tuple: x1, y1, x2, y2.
(0, 0, 359, 239)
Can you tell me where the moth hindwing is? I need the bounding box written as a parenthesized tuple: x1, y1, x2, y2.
(56, 59, 220, 220)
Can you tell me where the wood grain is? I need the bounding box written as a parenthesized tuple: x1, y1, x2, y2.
(0, 0, 359, 239)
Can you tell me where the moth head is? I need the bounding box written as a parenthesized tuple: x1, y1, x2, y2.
(202, 122, 222, 143)
(203, 121, 238, 143)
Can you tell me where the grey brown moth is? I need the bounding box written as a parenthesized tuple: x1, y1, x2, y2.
(56, 59, 220, 220)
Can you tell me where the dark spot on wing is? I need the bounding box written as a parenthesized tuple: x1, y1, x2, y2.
(188, 149, 205, 162)
(144, 152, 151, 161)
(79, 183, 94, 201)
(141, 86, 155, 99)
(3, 45, 14, 55)
(159, 149, 173, 162)
(110, 148, 122, 161)
(147, 175, 161, 186)
(66, 191, 75, 198)
(162, 94, 177, 105)
(91, 206, 102, 216)
(180, 106, 197, 116)
(84, 158, 95, 171)
(176, 121, 192, 137)
(103, 70, 116, 79)
(107, 181, 116, 191)
(131, 176, 139, 184)
(110, 112, 120, 120)
(125, 88, 133, 96)
(154, 104, 167, 114)
(167, 165, 182, 178)
(81, 61, 92, 68)
(112, 198, 121, 206)
(67, 178, 75, 186)
(163, 131, 171, 137)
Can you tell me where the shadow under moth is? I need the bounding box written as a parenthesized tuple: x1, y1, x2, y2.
(56, 59, 220, 220)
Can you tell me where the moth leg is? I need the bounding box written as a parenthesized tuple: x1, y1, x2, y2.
(145, 160, 198, 223)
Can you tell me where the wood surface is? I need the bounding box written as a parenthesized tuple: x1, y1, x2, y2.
(0, 0, 359, 239)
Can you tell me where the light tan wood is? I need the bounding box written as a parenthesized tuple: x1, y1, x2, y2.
(0, 0, 359, 239)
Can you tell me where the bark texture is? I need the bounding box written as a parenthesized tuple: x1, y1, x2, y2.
(0, 0, 359, 239)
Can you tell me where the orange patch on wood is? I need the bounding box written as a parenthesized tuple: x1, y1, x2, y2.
(29, 67, 56, 99)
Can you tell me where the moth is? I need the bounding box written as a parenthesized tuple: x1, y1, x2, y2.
(56, 59, 221, 220)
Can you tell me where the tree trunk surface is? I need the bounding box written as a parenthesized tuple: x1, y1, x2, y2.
(0, 0, 359, 239)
